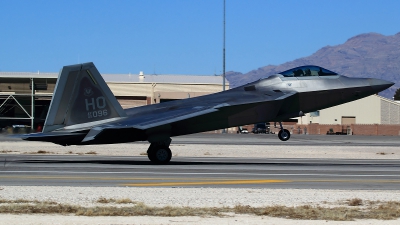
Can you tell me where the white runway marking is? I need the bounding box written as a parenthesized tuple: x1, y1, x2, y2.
(1, 170, 400, 177)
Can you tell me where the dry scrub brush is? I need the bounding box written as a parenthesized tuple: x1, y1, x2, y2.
(0, 199, 399, 220)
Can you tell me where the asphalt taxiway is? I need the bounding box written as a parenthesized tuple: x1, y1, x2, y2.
(2, 133, 400, 146)
(171, 133, 400, 146)
(1, 134, 399, 189)
(1, 155, 399, 189)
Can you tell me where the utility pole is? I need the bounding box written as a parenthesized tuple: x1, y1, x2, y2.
(222, 0, 227, 134)
(222, 0, 226, 92)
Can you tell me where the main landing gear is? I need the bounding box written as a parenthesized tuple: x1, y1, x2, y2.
(147, 140, 172, 164)
(276, 122, 290, 141)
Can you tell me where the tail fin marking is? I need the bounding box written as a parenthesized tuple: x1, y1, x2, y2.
(43, 62, 126, 133)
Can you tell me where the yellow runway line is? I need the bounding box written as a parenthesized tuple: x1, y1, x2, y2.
(122, 179, 290, 187)
(292, 179, 400, 183)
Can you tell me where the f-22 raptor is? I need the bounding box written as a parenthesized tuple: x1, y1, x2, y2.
(22, 63, 394, 164)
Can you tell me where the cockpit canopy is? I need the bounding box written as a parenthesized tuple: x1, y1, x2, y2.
(279, 65, 338, 77)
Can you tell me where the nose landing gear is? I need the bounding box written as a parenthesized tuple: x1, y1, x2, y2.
(276, 122, 290, 141)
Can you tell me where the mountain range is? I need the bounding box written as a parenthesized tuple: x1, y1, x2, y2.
(226, 32, 400, 98)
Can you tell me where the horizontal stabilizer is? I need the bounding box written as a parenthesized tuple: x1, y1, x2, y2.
(20, 132, 86, 145)
(81, 127, 104, 142)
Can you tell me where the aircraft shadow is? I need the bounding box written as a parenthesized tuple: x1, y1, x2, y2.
(7, 159, 396, 167)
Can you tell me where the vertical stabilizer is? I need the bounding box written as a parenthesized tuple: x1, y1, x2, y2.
(43, 62, 126, 133)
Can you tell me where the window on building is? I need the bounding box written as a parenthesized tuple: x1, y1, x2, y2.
(309, 111, 320, 117)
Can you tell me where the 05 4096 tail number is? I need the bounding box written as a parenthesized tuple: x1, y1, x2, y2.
(85, 97, 108, 119)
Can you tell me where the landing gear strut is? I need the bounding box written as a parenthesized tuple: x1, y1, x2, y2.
(147, 138, 172, 164)
(276, 122, 290, 141)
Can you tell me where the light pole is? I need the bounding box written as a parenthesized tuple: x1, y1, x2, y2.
(222, 0, 226, 92)
(222, 0, 227, 134)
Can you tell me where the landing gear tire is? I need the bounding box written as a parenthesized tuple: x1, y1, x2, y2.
(148, 146, 172, 164)
(278, 129, 290, 141)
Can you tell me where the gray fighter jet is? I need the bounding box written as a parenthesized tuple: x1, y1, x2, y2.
(22, 62, 394, 164)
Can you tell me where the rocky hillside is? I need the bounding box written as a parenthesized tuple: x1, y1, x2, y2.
(227, 32, 400, 98)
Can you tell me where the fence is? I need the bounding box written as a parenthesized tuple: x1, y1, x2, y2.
(293, 123, 400, 136)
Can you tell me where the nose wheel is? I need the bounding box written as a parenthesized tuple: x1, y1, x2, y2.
(278, 129, 290, 141)
(276, 122, 291, 141)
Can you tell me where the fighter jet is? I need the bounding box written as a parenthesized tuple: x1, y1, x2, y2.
(22, 63, 394, 164)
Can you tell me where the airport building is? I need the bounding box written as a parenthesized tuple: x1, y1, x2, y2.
(291, 95, 400, 136)
(0, 71, 228, 130)
(297, 95, 400, 125)
(240, 94, 400, 136)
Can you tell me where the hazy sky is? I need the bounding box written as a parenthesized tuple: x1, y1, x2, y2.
(0, 0, 399, 75)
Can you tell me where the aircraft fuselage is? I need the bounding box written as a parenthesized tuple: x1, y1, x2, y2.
(21, 63, 394, 158)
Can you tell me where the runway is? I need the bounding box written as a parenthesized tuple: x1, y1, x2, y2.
(3, 133, 400, 146)
(170, 133, 400, 146)
(1, 155, 400, 189)
(1, 134, 400, 189)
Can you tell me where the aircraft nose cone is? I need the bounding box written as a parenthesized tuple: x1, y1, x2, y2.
(369, 78, 395, 92)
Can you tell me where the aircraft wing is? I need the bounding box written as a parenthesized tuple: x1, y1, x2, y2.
(81, 92, 297, 142)
(128, 91, 296, 129)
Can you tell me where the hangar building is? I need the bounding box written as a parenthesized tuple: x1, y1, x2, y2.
(292, 94, 400, 136)
(297, 95, 400, 125)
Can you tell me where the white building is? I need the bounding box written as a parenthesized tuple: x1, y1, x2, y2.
(297, 95, 400, 125)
